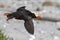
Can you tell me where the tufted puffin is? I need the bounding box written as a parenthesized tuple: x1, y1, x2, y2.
(4, 6, 42, 35)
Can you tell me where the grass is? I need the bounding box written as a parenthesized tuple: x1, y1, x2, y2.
(0, 29, 13, 40)
(0, 30, 5, 40)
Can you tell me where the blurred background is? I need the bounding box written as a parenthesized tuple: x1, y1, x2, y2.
(0, 0, 60, 40)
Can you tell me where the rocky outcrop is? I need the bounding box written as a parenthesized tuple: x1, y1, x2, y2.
(42, 1, 56, 6)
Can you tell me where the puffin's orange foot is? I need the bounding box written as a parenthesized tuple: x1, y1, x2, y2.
(4, 12, 10, 16)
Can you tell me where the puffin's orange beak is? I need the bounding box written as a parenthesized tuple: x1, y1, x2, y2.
(36, 15, 42, 20)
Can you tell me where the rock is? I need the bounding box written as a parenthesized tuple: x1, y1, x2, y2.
(42, 1, 56, 6)
(0, 4, 11, 8)
(0, 4, 5, 8)
(57, 28, 60, 31)
(36, 7, 40, 11)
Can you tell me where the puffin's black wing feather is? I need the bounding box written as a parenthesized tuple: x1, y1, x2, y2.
(16, 6, 26, 11)
(24, 17, 34, 35)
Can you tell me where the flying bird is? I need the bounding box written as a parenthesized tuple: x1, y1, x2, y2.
(4, 6, 42, 35)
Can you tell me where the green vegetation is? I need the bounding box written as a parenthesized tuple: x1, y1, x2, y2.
(0, 29, 13, 40)
(0, 30, 5, 40)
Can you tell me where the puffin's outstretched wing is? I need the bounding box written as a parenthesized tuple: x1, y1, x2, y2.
(24, 17, 34, 35)
(17, 6, 26, 11)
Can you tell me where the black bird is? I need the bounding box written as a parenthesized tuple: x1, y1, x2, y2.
(4, 6, 42, 35)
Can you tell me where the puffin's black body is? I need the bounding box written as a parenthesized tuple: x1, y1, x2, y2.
(6, 6, 36, 35)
